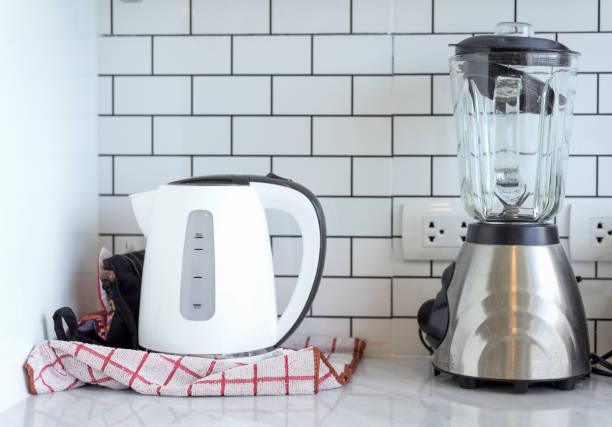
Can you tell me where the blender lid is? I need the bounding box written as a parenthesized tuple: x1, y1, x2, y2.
(451, 22, 579, 55)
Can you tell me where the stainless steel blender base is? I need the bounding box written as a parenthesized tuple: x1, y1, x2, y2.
(418, 224, 590, 392)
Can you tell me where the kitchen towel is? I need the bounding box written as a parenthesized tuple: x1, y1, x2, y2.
(24, 336, 365, 396)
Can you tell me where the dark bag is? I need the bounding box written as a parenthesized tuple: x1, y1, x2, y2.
(53, 250, 144, 349)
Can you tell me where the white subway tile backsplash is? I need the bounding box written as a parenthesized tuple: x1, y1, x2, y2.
(598, 157, 612, 196)
(574, 74, 598, 114)
(272, 0, 350, 34)
(393, 157, 431, 196)
(97, 37, 151, 75)
(266, 209, 300, 236)
(320, 197, 391, 236)
(394, 35, 465, 73)
(351, 319, 392, 355)
(234, 36, 310, 74)
(434, 0, 513, 33)
(273, 237, 301, 276)
(432, 156, 460, 196)
(566, 156, 597, 196)
(313, 117, 391, 155)
(603, 0, 612, 31)
(98, 117, 151, 154)
(113, 0, 190, 35)
(517, 0, 598, 32)
(154, 36, 230, 74)
(98, 157, 112, 194)
(115, 235, 146, 254)
(193, 76, 270, 114)
(273, 236, 351, 276)
(351, 0, 392, 33)
(580, 280, 612, 318)
(99, 235, 113, 253)
(571, 116, 612, 154)
(114, 156, 190, 194)
(353, 158, 392, 196)
(394, 116, 456, 155)
(324, 238, 351, 276)
(154, 117, 230, 155)
(313, 35, 391, 74)
(233, 117, 310, 155)
(352, 238, 392, 276)
(294, 317, 351, 337)
(392, 238, 431, 276)
(352, 0, 432, 33)
(432, 75, 452, 115)
(97, 1, 612, 356)
(96, 0, 110, 35)
(598, 321, 612, 354)
(192, 0, 269, 34)
(313, 278, 391, 316)
(558, 34, 612, 72)
(391, 319, 430, 355)
(98, 77, 112, 115)
(599, 75, 612, 113)
(273, 157, 351, 196)
(114, 77, 191, 114)
(193, 156, 271, 176)
(393, 278, 439, 316)
(353, 76, 430, 115)
(393, 0, 432, 33)
(99, 196, 140, 234)
(273, 77, 351, 115)
(276, 277, 297, 314)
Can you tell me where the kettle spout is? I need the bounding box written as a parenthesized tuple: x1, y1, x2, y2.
(129, 190, 157, 238)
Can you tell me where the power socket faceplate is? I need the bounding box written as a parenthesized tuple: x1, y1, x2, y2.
(423, 216, 468, 247)
(401, 198, 473, 261)
(569, 200, 612, 261)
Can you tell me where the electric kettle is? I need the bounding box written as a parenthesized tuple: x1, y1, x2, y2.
(129, 174, 326, 356)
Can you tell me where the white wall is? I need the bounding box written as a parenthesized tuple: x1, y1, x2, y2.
(97, 0, 612, 356)
(0, 0, 98, 412)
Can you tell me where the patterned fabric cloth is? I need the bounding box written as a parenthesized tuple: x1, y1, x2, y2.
(24, 336, 365, 396)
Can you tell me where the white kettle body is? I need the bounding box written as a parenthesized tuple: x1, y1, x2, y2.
(129, 174, 326, 355)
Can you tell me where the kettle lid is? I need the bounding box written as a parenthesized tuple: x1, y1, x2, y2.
(170, 173, 291, 187)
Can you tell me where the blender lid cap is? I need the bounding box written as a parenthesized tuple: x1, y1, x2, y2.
(451, 22, 579, 55)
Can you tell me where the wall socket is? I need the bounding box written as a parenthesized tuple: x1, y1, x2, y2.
(569, 201, 612, 261)
(423, 216, 468, 247)
(401, 198, 473, 261)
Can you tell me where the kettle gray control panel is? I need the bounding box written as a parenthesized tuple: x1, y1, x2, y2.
(180, 210, 215, 321)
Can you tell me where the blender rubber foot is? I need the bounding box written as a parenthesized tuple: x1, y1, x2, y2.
(513, 383, 529, 394)
(459, 377, 479, 389)
(556, 379, 575, 391)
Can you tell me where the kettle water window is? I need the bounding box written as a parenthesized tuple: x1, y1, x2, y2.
(180, 210, 216, 321)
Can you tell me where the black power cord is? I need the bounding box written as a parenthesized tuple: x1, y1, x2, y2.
(418, 328, 434, 355)
(591, 350, 612, 377)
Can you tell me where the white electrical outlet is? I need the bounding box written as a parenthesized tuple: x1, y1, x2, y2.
(423, 216, 469, 247)
(569, 200, 612, 261)
(401, 198, 473, 261)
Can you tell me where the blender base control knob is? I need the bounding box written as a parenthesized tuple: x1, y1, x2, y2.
(417, 262, 454, 349)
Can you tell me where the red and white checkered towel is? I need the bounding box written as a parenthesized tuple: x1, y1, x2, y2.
(24, 336, 365, 396)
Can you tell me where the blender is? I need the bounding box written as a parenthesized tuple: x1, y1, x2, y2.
(417, 22, 589, 393)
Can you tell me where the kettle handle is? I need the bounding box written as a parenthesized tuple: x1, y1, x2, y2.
(250, 175, 326, 346)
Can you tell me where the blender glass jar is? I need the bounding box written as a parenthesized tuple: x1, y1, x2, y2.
(450, 22, 579, 222)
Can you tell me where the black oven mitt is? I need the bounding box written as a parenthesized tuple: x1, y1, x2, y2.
(52, 250, 145, 349)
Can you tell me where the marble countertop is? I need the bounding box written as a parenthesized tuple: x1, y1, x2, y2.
(2, 356, 612, 426)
